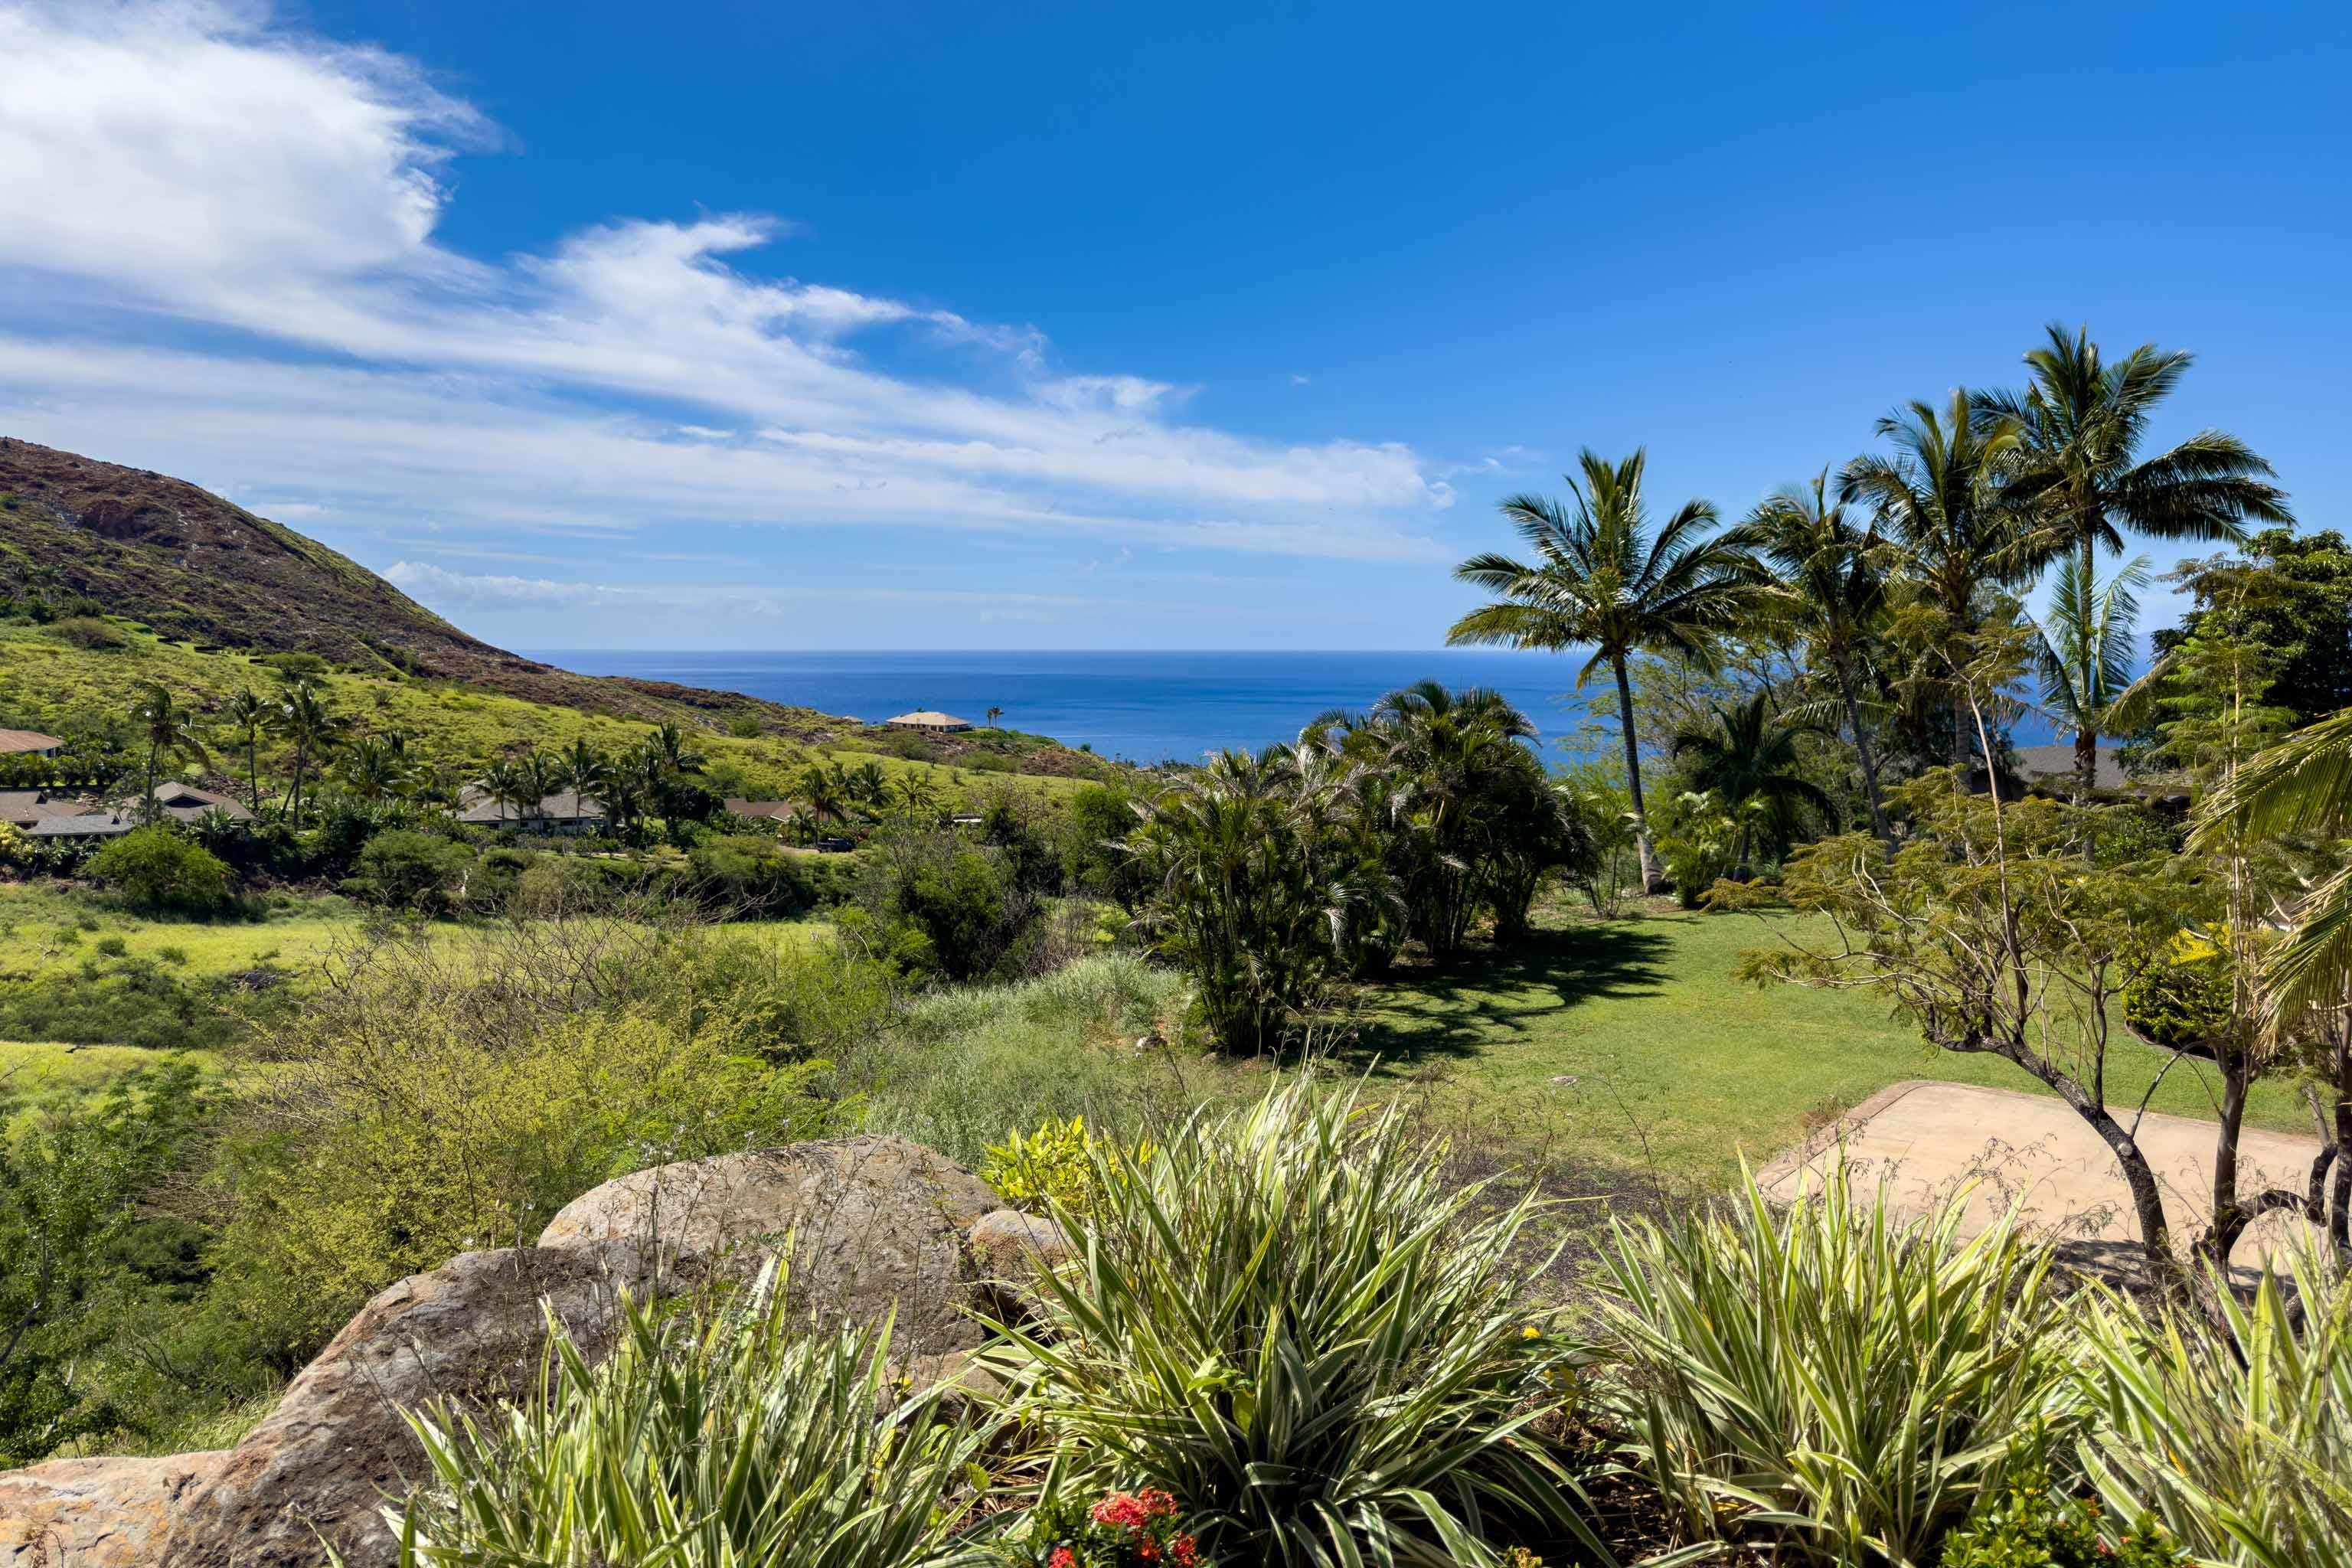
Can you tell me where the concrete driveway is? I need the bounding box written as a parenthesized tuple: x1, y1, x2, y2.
(1756, 1080, 2328, 1267)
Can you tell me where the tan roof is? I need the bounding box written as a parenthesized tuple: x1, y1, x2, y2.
(724, 799, 803, 821)
(884, 710, 972, 728)
(456, 788, 608, 824)
(140, 782, 256, 822)
(0, 790, 96, 826)
(0, 728, 62, 753)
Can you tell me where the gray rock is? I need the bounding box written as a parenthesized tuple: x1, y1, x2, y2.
(968, 1207, 1076, 1276)
(0, 1451, 225, 1566)
(537, 1135, 1004, 1356)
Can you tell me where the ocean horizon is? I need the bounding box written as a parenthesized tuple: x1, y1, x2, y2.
(532, 648, 1618, 765)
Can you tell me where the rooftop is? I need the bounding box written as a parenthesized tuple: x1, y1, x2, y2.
(884, 710, 972, 730)
(456, 788, 608, 824)
(2016, 743, 2128, 792)
(0, 728, 63, 754)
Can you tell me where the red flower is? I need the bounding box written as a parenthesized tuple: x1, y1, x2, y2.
(1172, 1533, 1200, 1566)
(1048, 1550, 1076, 1568)
(1138, 1544, 1161, 1563)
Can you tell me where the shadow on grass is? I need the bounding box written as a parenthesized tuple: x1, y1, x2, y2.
(1346, 919, 1677, 1072)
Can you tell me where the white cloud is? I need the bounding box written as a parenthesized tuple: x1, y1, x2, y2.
(0, 0, 1449, 564)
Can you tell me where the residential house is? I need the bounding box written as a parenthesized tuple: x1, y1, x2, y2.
(136, 781, 256, 824)
(884, 710, 973, 734)
(0, 728, 63, 759)
(0, 789, 98, 832)
(456, 788, 609, 835)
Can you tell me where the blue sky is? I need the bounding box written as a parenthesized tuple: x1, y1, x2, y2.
(0, 1, 2345, 651)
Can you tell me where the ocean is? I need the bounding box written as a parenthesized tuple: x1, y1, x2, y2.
(533, 649, 1614, 766)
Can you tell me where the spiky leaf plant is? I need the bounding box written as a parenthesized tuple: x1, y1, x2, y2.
(1597, 1165, 2072, 1566)
(2075, 1243, 2352, 1568)
(386, 1261, 993, 1567)
(985, 1082, 1608, 1568)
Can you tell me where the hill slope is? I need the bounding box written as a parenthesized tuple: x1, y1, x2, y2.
(0, 436, 827, 730)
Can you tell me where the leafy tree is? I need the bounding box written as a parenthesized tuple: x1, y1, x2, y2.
(87, 826, 234, 913)
(339, 733, 416, 803)
(0, 1060, 217, 1466)
(1671, 691, 1836, 877)
(129, 682, 208, 823)
(1724, 471, 1898, 845)
(1449, 448, 1756, 890)
(1060, 782, 1148, 910)
(1977, 322, 2289, 592)
(2151, 529, 2352, 735)
(1840, 389, 2027, 776)
(855, 830, 1040, 982)
(348, 828, 475, 912)
(473, 757, 537, 827)
(559, 738, 610, 807)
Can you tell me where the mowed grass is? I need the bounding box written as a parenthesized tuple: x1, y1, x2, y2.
(1356, 903, 2311, 1186)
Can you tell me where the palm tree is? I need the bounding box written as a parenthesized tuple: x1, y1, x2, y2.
(1723, 471, 1896, 848)
(1977, 323, 2291, 590)
(2030, 554, 2152, 802)
(130, 683, 209, 822)
(648, 722, 705, 779)
(220, 688, 271, 815)
(985, 705, 1005, 728)
(798, 763, 851, 835)
(1839, 390, 2027, 777)
(273, 680, 347, 823)
(1670, 691, 1836, 877)
(340, 733, 416, 803)
(559, 738, 610, 803)
(1448, 448, 1755, 890)
(473, 757, 536, 827)
(851, 760, 890, 808)
(890, 773, 942, 825)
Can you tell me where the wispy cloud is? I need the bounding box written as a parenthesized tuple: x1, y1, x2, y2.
(0, 0, 1449, 566)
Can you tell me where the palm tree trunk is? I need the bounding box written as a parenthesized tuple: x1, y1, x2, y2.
(143, 743, 158, 825)
(1834, 653, 1893, 851)
(1612, 655, 1661, 893)
(2073, 725, 2099, 805)
(247, 736, 261, 815)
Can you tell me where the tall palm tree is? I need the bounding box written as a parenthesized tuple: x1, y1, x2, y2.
(473, 757, 535, 827)
(220, 688, 271, 815)
(2030, 554, 2152, 802)
(273, 680, 347, 823)
(1670, 691, 1836, 877)
(648, 722, 705, 779)
(1723, 470, 1896, 848)
(1448, 448, 1755, 890)
(1977, 323, 2291, 590)
(890, 773, 942, 825)
(1840, 390, 2027, 777)
(797, 763, 851, 835)
(851, 760, 890, 808)
(985, 706, 1005, 728)
(130, 684, 209, 822)
(559, 739, 611, 806)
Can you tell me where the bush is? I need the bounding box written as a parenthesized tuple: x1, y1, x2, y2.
(394, 1263, 988, 1568)
(45, 616, 126, 650)
(858, 830, 1042, 983)
(87, 827, 234, 913)
(986, 1083, 1609, 1567)
(2073, 1246, 2352, 1566)
(684, 833, 847, 918)
(1942, 1444, 2186, 1568)
(1596, 1165, 2072, 1565)
(978, 1114, 1148, 1222)
(345, 828, 475, 912)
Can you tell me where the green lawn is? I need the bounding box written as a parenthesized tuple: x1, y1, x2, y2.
(1357, 903, 2310, 1185)
(0, 883, 370, 984)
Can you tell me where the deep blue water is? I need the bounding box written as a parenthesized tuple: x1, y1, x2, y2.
(531, 649, 1611, 766)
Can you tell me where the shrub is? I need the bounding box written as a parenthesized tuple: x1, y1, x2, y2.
(1596, 1165, 2072, 1565)
(978, 1114, 1148, 1222)
(345, 828, 475, 912)
(1941, 1444, 2186, 1568)
(986, 1083, 1609, 1567)
(45, 616, 126, 650)
(87, 828, 234, 913)
(0, 821, 26, 868)
(858, 830, 1042, 983)
(2073, 1246, 2352, 1566)
(393, 1263, 989, 1568)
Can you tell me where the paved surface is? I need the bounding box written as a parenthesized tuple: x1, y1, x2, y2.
(1756, 1080, 2326, 1265)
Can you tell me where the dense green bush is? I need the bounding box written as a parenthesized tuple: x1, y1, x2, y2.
(87, 826, 234, 913)
(1598, 1166, 2072, 1565)
(2074, 1246, 2352, 1567)
(684, 832, 854, 917)
(345, 828, 475, 911)
(855, 829, 1042, 982)
(394, 1263, 989, 1568)
(987, 1083, 1609, 1568)
(1941, 1446, 2186, 1568)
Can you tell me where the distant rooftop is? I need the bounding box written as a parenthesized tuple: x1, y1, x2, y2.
(884, 710, 972, 732)
(0, 728, 63, 755)
(2016, 742, 2128, 792)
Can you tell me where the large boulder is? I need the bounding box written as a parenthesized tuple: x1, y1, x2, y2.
(0, 1451, 225, 1566)
(155, 1241, 665, 1568)
(537, 1135, 1004, 1356)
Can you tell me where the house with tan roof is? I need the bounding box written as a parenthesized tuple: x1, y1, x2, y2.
(0, 728, 63, 758)
(884, 710, 972, 733)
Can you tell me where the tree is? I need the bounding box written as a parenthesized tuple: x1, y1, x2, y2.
(1449, 449, 1756, 891)
(273, 680, 347, 824)
(1723, 472, 1897, 846)
(648, 722, 705, 779)
(985, 705, 1005, 727)
(1840, 390, 2027, 777)
(129, 683, 208, 823)
(87, 827, 234, 913)
(1670, 691, 1836, 877)
(558, 739, 611, 809)
(340, 733, 415, 803)
(221, 688, 271, 815)
(473, 758, 537, 828)
(2151, 529, 2352, 736)
(1977, 322, 2290, 593)
(2030, 554, 2152, 802)
(2195, 704, 2352, 1020)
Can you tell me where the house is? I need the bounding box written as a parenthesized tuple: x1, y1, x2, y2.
(884, 710, 972, 734)
(2016, 743, 2128, 793)
(456, 788, 609, 835)
(0, 789, 99, 831)
(135, 782, 256, 824)
(28, 811, 135, 841)
(724, 799, 804, 824)
(0, 728, 63, 759)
